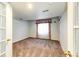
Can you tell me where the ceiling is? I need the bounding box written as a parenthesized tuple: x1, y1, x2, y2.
(10, 2, 67, 20)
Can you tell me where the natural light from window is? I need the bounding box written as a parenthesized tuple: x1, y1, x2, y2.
(38, 23, 49, 35)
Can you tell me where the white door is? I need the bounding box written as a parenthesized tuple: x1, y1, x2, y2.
(74, 2, 79, 57)
(0, 3, 12, 57)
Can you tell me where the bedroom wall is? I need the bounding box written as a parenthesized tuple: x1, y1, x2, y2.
(28, 18, 59, 40)
(60, 11, 67, 51)
(28, 20, 36, 37)
(13, 19, 29, 43)
(13, 18, 59, 43)
(51, 18, 59, 40)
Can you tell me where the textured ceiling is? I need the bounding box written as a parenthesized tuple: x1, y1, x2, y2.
(10, 2, 67, 20)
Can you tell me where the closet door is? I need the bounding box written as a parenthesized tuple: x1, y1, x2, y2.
(0, 3, 6, 57)
(0, 3, 12, 57)
(74, 2, 79, 57)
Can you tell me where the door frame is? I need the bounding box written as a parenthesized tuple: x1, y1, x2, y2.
(5, 2, 12, 57)
(67, 2, 76, 56)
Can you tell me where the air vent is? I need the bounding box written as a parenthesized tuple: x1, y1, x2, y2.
(42, 10, 49, 12)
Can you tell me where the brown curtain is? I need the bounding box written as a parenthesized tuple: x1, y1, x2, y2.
(36, 18, 52, 39)
(36, 18, 52, 24)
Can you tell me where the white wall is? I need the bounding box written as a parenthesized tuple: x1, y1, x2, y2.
(51, 18, 59, 40)
(13, 19, 29, 43)
(60, 11, 67, 51)
(28, 20, 36, 37)
(28, 19, 59, 40)
(13, 18, 59, 43)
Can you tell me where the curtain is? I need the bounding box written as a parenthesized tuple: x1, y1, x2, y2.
(36, 18, 52, 39)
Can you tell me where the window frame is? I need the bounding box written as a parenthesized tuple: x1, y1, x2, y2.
(36, 18, 51, 39)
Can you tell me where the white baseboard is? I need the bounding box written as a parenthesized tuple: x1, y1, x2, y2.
(12, 37, 29, 43)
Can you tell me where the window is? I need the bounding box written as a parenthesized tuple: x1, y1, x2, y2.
(38, 23, 49, 35)
(36, 18, 51, 39)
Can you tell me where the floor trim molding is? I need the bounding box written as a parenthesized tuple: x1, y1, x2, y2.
(13, 37, 60, 43)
